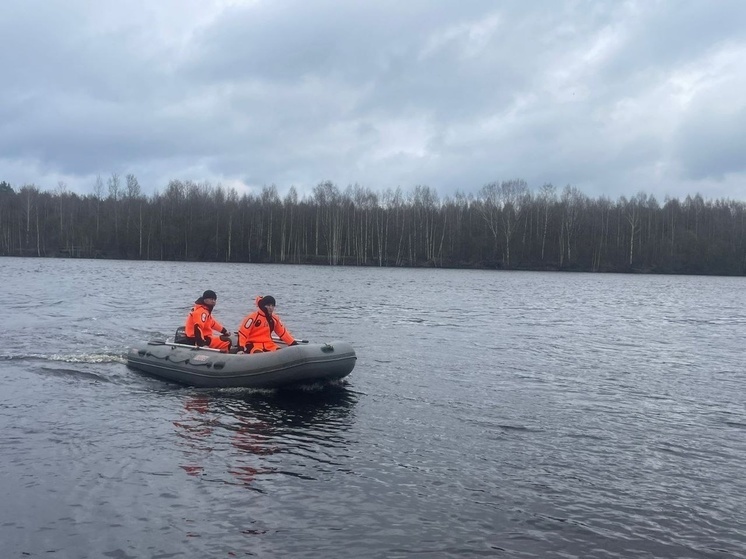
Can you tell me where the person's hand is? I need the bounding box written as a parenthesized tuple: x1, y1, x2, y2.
(222, 328, 231, 336)
(290, 340, 299, 346)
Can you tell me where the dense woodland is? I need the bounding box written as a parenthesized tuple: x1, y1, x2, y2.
(1, 176, 745, 275)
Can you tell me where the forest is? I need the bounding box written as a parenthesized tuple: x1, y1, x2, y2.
(1, 175, 745, 275)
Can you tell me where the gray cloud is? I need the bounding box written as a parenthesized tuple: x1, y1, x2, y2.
(675, 108, 746, 181)
(1, 0, 745, 201)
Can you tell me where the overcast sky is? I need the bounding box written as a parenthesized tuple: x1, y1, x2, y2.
(2, 0, 745, 201)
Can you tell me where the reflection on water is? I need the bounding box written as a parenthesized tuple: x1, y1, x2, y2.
(173, 384, 359, 489)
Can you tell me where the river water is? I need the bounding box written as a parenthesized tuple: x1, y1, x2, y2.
(1, 257, 744, 558)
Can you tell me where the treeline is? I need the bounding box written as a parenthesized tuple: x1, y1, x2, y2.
(1, 176, 745, 275)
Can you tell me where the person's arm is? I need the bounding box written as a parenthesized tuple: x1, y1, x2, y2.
(194, 324, 208, 347)
(185, 307, 204, 345)
(211, 317, 230, 337)
(273, 315, 296, 346)
(210, 317, 231, 336)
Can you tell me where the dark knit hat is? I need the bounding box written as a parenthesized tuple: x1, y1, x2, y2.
(202, 290, 217, 300)
(259, 295, 276, 307)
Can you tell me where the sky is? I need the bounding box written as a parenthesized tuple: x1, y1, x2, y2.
(1, 0, 745, 202)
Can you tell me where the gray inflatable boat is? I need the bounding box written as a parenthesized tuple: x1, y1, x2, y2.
(126, 339, 357, 388)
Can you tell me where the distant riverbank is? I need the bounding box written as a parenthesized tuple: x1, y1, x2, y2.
(3, 180, 744, 275)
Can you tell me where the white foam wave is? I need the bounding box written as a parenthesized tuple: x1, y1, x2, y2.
(0, 353, 127, 364)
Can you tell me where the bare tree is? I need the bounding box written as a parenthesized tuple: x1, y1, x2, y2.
(93, 175, 104, 238)
(537, 183, 556, 261)
(559, 185, 585, 266)
(108, 173, 121, 246)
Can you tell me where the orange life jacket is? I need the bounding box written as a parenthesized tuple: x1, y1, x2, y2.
(237, 296, 295, 353)
(185, 301, 229, 351)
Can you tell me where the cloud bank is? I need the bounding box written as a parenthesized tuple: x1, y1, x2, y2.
(1, 0, 745, 201)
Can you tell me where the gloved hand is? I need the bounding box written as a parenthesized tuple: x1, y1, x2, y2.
(290, 340, 299, 346)
(221, 328, 231, 336)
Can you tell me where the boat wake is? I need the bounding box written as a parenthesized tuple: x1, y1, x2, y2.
(0, 352, 127, 365)
(37, 366, 112, 383)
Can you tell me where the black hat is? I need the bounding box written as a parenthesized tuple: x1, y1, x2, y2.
(259, 295, 276, 307)
(202, 290, 217, 300)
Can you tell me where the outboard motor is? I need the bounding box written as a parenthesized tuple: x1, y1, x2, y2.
(174, 326, 190, 344)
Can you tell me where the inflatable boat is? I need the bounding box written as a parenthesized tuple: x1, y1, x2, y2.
(126, 339, 357, 388)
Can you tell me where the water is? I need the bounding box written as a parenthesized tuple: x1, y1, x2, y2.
(1, 257, 745, 558)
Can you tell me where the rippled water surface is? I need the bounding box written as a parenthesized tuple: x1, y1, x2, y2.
(1, 257, 745, 558)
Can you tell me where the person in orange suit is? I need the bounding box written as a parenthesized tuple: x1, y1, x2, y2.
(184, 290, 232, 352)
(237, 295, 297, 353)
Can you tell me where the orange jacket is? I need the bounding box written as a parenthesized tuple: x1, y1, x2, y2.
(237, 296, 295, 353)
(185, 301, 227, 347)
